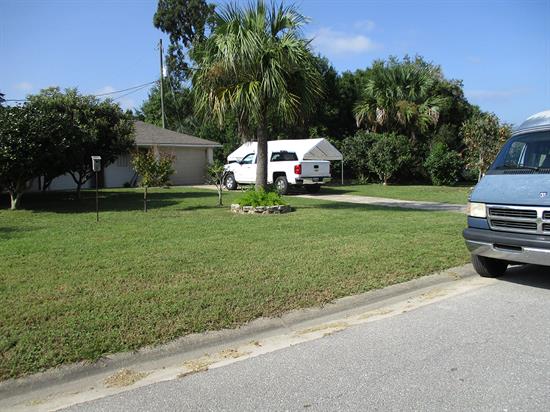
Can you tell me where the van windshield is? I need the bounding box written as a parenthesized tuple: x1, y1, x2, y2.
(491, 131, 550, 172)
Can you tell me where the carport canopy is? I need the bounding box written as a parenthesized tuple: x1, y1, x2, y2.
(227, 138, 343, 162)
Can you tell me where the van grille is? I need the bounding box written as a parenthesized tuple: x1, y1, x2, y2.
(489, 208, 537, 219)
(491, 220, 537, 231)
(487, 205, 550, 235)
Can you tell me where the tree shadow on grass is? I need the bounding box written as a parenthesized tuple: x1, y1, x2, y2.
(318, 183, 473, 197)
(0, 226, 41, 240)
(1, 189, 219, 214)
(294, 199, 443, 214)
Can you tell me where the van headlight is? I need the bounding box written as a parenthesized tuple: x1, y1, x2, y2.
(466, 202, 487, 218)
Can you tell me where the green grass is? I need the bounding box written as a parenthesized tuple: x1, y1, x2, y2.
(0, 188, 469, 380)
(322, 184, 473, 204)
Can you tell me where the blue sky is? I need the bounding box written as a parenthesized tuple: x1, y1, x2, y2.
(2, 0, 549, 126)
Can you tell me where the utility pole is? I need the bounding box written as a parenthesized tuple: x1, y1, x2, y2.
(159, 38, 166, 129)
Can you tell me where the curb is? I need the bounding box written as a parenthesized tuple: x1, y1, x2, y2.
(0, 264, 476, 402)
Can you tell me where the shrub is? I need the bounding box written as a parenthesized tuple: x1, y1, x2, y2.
(236, 188, 287, 207)
(367, 133, 413, 185)
(339, 131, 376, 181)
(424, 142, 463, 186)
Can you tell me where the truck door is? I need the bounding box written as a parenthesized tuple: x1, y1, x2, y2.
(235, 153, 256, 183)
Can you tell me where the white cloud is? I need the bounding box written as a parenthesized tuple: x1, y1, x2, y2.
(353, 19, 376, 32)
(117, 98, 137, 112)
(14, 81, 33, 92)
(310, 27, 380, 55)
(466, 88, 529, 101)
(95, 85, 116, 95)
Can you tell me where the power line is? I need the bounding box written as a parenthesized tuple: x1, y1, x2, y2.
(4, 80, 157, 103)
(111, 83, 153, 103)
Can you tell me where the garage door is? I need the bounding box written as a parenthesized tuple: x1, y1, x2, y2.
(165, 147, 207, 185)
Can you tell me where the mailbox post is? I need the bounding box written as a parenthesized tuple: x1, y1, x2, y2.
(91, 156, 101, 222)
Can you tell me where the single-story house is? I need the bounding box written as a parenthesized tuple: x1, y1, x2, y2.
(38, 121, 222, 191)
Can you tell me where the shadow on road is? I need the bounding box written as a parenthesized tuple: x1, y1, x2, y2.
(500, 264, 550, 290)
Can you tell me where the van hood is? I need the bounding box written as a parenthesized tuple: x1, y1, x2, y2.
(470, 174, 550, 206)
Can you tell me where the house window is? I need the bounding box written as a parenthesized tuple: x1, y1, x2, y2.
(116, 154, 130, 167)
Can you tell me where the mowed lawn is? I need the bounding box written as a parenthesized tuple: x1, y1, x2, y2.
(0, 188, 469, 380)
(322, 184, 473, 204)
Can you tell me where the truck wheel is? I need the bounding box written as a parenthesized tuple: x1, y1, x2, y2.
(224, 173, 237, 190)
(305, 185, 321, 194)
(274, 176, 289, 195)
(471, 254, 508, 278)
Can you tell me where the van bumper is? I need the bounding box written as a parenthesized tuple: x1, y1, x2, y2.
(463, 228, 550, 266)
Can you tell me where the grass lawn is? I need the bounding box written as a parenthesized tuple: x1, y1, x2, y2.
(322, 184, 473, 204)
(0, 187, 469, 380)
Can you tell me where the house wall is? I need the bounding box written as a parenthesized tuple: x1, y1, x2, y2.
(160, 147, 209, 185)
(29, 146, 213, 191)
(103, 154, 136, 188)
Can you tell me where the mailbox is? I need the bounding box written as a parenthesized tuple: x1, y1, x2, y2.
(91, 156, 102, 172)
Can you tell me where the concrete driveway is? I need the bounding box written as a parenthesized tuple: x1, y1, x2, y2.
(65, 264, 550, 411)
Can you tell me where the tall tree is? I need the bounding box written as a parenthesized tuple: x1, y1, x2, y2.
(153, 0, 215, 81)
(27, 88, 136, 198)
(192, 0, 322, 189)
(138, 80, 197, 134)
(461, 112, 511, 181)
(354, 56, 450, 142)
(0, 105, 47, 209)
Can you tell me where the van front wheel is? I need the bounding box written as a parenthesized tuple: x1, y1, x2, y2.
(471, 254, 508, 278)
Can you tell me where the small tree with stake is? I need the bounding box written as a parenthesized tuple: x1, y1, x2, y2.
(132, 149, 175, 212)
(206, 161, 227, 206)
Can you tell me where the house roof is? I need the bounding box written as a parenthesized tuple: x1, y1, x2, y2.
(134, 121, 221, 148)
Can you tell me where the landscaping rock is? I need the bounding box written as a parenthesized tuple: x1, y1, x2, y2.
(230, 204, 291, 214)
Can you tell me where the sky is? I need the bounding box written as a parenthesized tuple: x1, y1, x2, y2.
(1, 0, 549, 126)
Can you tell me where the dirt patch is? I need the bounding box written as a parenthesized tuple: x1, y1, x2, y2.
(358, 308, 394, 320)
(297, 321, 349, 335)
(104, 369, 149, 388)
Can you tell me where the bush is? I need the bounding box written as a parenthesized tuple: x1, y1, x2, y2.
(367, 133, 413, 185)
(236, 188, 287, 207)
(339, 131, 377, 181)
(424, 142, 463, 186)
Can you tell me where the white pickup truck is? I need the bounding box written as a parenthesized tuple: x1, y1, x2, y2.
(224, 139, 340, 194)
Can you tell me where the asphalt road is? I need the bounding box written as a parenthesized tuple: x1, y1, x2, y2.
(67, 264, 550, 411)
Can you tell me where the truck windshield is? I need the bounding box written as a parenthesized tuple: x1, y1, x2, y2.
(491, 131, 550, 171)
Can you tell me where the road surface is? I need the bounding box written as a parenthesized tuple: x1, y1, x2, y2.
(66, 264, 550, 411)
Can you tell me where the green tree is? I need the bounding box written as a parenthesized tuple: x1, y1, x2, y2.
(339, 130, 377, 182)
(192, 0, 323, 189)
(424, 142, 463, 185)
(354, 56, 451, 142)
(206, 160, 226, 206)
(0, 105, 46, 209)
(132, 149, 175, 212)
(138, 80, 197, 134)
(461, 112, 511, 181)
(367, 133, 413, 185)
(154, 0, 215, 81)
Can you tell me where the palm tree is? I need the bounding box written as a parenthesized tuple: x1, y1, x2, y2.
(354, 57, 448, 141)
(192, 0, 322, 189)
